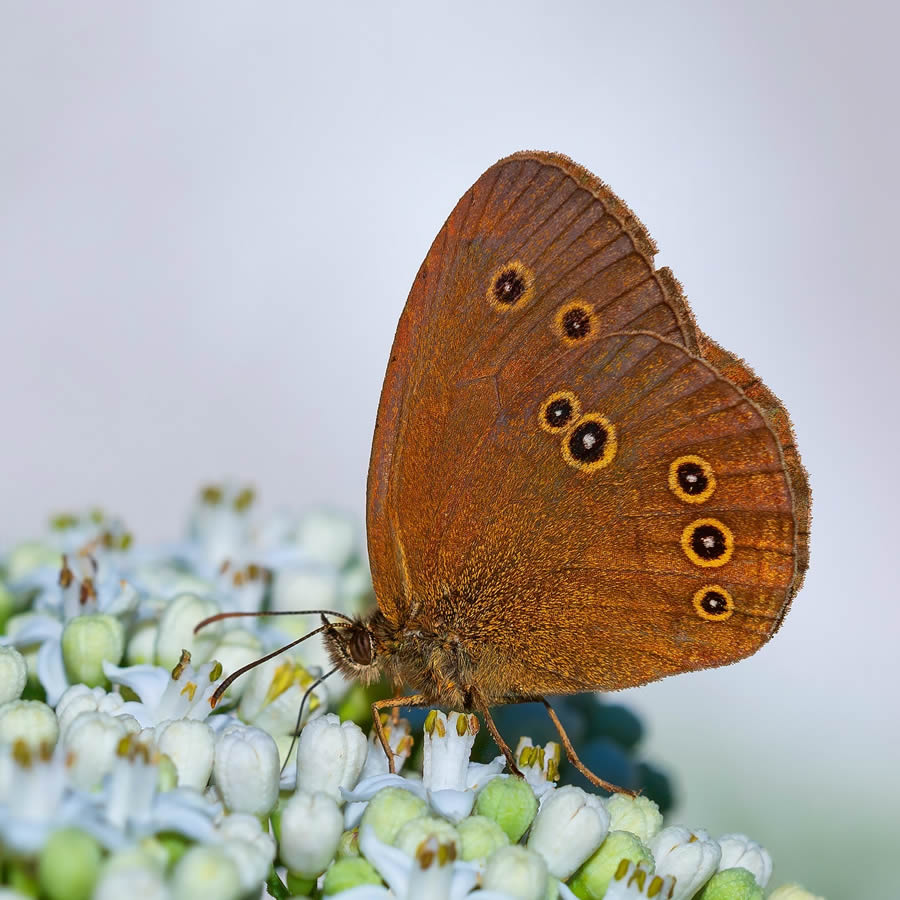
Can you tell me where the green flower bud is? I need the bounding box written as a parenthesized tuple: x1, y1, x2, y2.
(336, 829, 360, 858)
(359, 786, 427, 844)
(605, 793, 663, 844)
(483, 845, 548, 900)
(0, 646, 28, 704)
(697, 867, 765, 900)
(457, 814, 510, 861)
(38, 827, 103, 900)
(61, 614, 125, 687)
(5, 541, 61, 582)
(171, 845, 241, 900)
(322, 857, 382, 895)
(0, 699, 58, 749)
(125, 620, 158, 665)
(569, 830, 654, 900)
(393, 815, 460, 857)
(474, 776, 538, 842)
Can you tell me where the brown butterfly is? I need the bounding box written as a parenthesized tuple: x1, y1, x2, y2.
(207, 151, 811, 792)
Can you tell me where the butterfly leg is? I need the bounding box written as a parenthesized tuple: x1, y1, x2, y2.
(540, 697, 637, 796)
(473, 698, 525, 778)
(372, 694, 429, 774)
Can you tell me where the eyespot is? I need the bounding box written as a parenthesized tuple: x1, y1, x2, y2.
(562, 413, 617, 471)
(681, 518, 734, 567)
(488, 261, 535, 310)
(539, 391, 581, 433)
(554, 301, 594, 343)
(692, 585, 735, 621)
(668, 455, 716, 504)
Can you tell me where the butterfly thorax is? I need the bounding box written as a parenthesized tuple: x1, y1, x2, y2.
(324, 608, 501, 709)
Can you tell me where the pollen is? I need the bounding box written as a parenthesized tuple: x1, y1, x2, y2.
(180, 681, 197, 702)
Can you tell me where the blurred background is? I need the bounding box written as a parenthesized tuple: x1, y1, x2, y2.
(2, 3, 897, 897)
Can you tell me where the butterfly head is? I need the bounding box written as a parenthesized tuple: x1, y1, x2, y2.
(322, 614, 385, 685)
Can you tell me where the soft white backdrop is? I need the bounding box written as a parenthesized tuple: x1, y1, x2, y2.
(2, 4, 897, 897)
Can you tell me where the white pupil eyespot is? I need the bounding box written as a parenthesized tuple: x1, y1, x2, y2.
(702, 536, 716, 549)
(686, 473, 698, 482)
(582, 433, 596, 449)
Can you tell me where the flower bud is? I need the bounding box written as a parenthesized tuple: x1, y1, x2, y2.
(768, 885, 826, 900)
(209, 628, 261, 701)
(482, 845, 548, 900)
(359, 785, 428, 844)
(457, 814, 510, 862)
(569, 830, 654, 900)
(0, 700, 58, 750)
(527, 784, 610, 879)
(171, 845, 241, 900)
(322, 856, 382, 895)
(125, 620, 158, 666)
(213, 723, 280, 815)
(697, 867, 764, 900)
(215, 812, 277, 893)
(5, 541, 61, 582)
(156, 719, 215, 790)
(296, 713, 367, 802)
(716, 833, 772, 887)
(279, 789, 344, 877)
(64, 710, 137, 790)
(393, 815, 460, 857)
(155, 592, 221, 669)
(474, 776, 538, 842)
(38, 827, 102, 900)
(605, 793, 663, 844)
(61, 614, 125, 687)
(337, 828, 360, 858)
(55, 684, 124, 741)
(0, 647, 27, 704)
(649, 826, 721, 900)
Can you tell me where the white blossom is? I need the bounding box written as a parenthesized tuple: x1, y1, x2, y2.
(527, 784, 610, 879)
(296, 712, 367, 802)
(212, 723, 280, 815)
(649, 825, 721, 900)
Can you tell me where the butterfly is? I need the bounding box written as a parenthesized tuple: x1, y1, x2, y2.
(208, 151, 810, 792)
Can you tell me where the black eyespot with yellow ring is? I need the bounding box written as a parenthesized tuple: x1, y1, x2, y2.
(681, 518, 734, 567)
(539, 391, 581, 433)
(562, 413, 617, 472)
(692, 585, 735, 621)
(553, 301, 594, 344)
(668, 455, 716, 504)
(488, 260, 535, 311)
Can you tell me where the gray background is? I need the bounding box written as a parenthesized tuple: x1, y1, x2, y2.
(2, 3, 897, 897)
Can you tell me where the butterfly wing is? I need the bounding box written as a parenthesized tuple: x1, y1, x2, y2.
(369, 151, 700, 620)
(427, 329, 803, 698)
(367, 152, 809, 696)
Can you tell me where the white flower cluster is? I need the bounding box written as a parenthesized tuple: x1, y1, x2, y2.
(0, 489, 827, 899)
